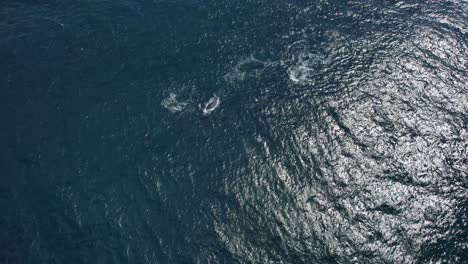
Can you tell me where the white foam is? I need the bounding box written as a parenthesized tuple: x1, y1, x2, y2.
(161, 93, 188, 113)
(283, 39, 330, 85)
(224, 55, 269, 83)
(287, 51, 326, 84)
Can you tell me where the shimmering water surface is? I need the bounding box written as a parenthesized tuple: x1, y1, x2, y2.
(1, 0, 467, 263)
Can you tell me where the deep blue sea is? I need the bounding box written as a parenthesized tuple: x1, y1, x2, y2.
(1, 0, 467, 263)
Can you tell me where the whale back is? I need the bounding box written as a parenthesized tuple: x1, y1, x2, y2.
(206, 96, 219, 110)
(203, 95, 220, 115)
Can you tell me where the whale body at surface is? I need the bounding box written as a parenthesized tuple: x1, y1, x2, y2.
(202, 95, 220, 115)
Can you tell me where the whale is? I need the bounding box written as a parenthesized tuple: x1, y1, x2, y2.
(202, 95, 220, 115)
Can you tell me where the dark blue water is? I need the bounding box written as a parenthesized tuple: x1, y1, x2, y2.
(1, 0, 467, 263)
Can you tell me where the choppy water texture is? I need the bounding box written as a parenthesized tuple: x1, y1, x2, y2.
(1, 0, 467, 263)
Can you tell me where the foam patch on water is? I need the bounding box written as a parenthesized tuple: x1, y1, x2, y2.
(224, 54, 270, 83)
(161, 93, 188, 113)
(289, 52, 326, 83)
(284, 41, 328, 85)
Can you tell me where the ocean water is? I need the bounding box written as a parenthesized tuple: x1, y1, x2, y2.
(1, 0, 467, 263)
